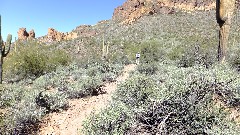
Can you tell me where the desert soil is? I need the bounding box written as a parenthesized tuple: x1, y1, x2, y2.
(39, 64, 136, 135)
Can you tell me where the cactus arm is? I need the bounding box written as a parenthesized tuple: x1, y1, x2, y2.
(3, 34, 12, 57)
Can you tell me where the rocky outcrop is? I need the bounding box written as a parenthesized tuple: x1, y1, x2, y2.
(46, 28, 78, 42)
(28, 29, 35, 38)
(17, 28, 29, 40)
(17, 28, 35, 40)
(47, 28, 63, 41)
(113, 0, 216, 24)
(65, 32, 78, 40)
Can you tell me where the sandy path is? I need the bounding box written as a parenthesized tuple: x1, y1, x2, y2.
(39, 64, 136, 135)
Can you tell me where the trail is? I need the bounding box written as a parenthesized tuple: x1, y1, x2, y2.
(39, 64, 136, 135)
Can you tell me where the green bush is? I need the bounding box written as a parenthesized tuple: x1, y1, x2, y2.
(82, 102, 134, 135)
(127, 76, 238, 134)
(4, 101, 45, 134)
(0, 83, 69, 134)
(228, 46, 240, 71)
(113, 75, 157, 108)
(122, 40, 166, 64)
(84, 63, 240, 134)
(4, 41, 71, 81)
(137, 62, 158, 75)
(0, 86, 46, 134)
(0, 84, 25, 108)
(35, 91, 68, 113)
(178, 43, 216, 68)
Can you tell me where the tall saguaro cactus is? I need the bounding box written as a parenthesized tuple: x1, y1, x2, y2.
(216, 0, 236, 63)
(0, 15, 12, 84)
(102, 35, 109, 59)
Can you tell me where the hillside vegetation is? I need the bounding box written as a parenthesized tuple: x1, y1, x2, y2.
(0, 7, 240, 135)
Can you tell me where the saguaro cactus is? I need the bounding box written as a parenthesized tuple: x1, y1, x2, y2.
(0, 15, 12, 84)
(216, 0, 236, 63)
(102, 35, 109, 59)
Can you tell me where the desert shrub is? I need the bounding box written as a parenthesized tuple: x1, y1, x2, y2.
(140, 45, 162, 63)
(122, 40, 167, 64)
(4, 41, 71, 81)
(0, 83, 69, 134)
(228, 46, 240, 71)
(109, 53, 131, 65)
(127, 75, 240, 134)
(84, 63, 240, 134)
(82, 101, 134, 135)
(137, 62, 158, 75)
(178, 43, 217, 68)
(33, 62, 123, 99)
(65, 75, 104, 99)
(0, 87, 46, 134)
(113, 75, 158, 108)
(4, 101, 45, 134)
(85, 62, 123, 82)
(35, 91, 68, 113)
(167, 45, 185, 61)
(0, 84, 25, 108)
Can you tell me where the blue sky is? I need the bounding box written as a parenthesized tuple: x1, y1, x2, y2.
(0, 0, 125, 40)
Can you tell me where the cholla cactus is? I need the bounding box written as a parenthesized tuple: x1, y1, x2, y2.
(216, 0, 236, 63)
(0, 15, 12, 83)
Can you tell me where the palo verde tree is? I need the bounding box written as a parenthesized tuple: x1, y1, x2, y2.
(216, 0, 236, 63)
(0, 15, 12, 84)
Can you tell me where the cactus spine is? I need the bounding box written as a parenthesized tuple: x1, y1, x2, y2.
(0, 15, 12, 84)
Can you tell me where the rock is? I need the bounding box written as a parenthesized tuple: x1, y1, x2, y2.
(17, 28, 36, 40)
(64, 32, 78, 40)
(113, 0, 216, 24)
(29, 29, 35, 38)
(47, 28, 64, 41)
(47, 28, 57, 41)
(17, 28, 29, 40)
(46, 28, 78, 42)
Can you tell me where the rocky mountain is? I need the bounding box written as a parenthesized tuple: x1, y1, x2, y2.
(113, 0, 240, 25)
(113, 0, 216, 24)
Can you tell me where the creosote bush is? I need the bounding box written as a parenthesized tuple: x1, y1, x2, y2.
(4, 41, 71, 81)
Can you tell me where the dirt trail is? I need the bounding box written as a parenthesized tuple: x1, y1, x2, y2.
(39, 64, 136, 135)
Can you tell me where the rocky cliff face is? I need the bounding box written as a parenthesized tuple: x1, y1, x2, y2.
(113, 0, 216, 24)
(18, 28, 35, 40)
(45, 28, 78, 42)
